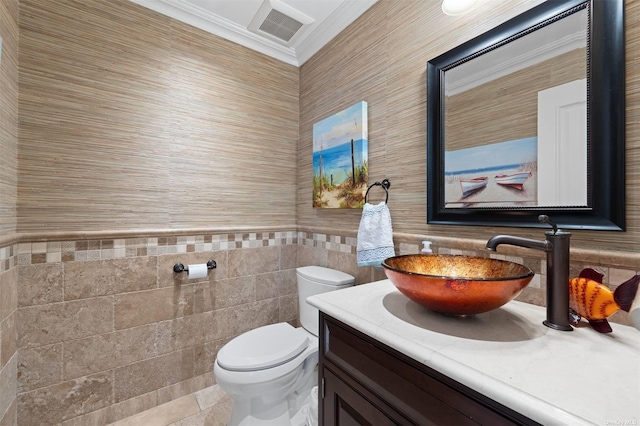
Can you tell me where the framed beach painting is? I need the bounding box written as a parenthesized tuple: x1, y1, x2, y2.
(444, 137, 537, 208)
(312, 101, 368, 209)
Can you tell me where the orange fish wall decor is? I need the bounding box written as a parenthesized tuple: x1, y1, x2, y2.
(569, 268, 640, 333)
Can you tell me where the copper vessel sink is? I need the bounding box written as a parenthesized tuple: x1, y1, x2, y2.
(382, 254, 534, 316)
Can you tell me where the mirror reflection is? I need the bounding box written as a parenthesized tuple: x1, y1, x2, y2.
(443, 8, 587, 209)
(427, 0, 625, 230)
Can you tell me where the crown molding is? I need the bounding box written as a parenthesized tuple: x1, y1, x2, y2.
(294, 0, 378, 65)
(130, 0, 298, 65)
(446, 31, 586, 96)
(130, 0, 378, 67)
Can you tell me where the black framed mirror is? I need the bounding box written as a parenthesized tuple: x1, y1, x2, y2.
(427, 0, 624, 230)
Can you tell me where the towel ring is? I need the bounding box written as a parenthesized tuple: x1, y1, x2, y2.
(365, 179, 391, 204)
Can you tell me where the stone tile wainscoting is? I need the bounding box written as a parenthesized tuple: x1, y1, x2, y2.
(3, 231, 300, 426)
(0, 245, 18, 426)
(1, 229, 638, 425)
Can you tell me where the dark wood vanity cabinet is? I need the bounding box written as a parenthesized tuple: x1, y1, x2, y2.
(318, 313, 540, 426)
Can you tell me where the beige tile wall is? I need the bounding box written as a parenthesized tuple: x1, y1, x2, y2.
(3, 0, 639, 424)
(11, 232, 298, 425)
(0, 260, 18, 426)
(3, 227, 640, 424)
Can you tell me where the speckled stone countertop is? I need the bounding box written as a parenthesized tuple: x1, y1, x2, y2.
(308, 279, 640, 426)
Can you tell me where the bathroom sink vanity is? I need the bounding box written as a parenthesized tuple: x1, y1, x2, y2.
(308, 280, 640, 426)
(320, 314, 535, 425)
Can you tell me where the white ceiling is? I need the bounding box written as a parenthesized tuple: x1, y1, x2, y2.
(129, 0, 378, 66)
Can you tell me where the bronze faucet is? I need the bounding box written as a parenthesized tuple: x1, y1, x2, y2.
(486, 215, 572, 331)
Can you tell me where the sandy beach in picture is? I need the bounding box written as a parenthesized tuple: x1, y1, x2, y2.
(444, 137, 538, 208)
(445, 168, 538, 208)
(312, 101, 368, 209)
(319, 183, 367, 208)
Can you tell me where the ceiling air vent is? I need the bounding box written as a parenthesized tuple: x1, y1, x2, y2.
(249, 0, 314, 46)
(259, 9, 303, 42)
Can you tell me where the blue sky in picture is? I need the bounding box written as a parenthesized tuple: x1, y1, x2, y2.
(445, 137, 537, 175)
(313, 102, 367, 152)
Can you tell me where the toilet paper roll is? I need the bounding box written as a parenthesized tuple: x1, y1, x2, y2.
(187, 263, 208, 279)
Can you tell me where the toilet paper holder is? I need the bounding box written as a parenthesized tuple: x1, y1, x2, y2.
(173, 260, 217, 273)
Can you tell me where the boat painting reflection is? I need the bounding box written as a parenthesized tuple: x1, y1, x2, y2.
(445, 137, 537, 207)
(460, 176, 488, 197)
(495, 171, 532, 190)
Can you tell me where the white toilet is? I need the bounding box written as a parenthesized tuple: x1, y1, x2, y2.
(214, 266, 355, 426)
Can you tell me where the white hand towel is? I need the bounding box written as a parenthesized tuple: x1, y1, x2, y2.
(357, 202, 395, 267)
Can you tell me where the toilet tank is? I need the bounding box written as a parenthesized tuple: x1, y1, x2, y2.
(297, 266, 355, 336)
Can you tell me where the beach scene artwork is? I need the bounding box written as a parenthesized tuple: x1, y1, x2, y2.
(312, 101, 368, 208)
(445, 137, 537, 208)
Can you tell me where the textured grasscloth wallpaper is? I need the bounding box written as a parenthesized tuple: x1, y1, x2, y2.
(298, 0, 640, 252)
(0, 0, 18, 237)
(446, 49, 586, 151)
(2, 0, 640, 252)
(16, 0, 299, 234)
(0, 1, 639, 424)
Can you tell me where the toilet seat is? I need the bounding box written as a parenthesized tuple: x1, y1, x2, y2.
(217, 323, 309, 372)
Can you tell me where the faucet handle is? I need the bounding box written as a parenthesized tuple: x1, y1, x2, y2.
(538, 215, 558, 235)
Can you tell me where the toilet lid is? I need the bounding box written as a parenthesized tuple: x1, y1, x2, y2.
(297, 266, 355, 286)
(217, 323, 309, 371)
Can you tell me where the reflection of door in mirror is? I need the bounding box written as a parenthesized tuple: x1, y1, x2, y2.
(538, 79, 586, 207)
(443, 9, 587, 208)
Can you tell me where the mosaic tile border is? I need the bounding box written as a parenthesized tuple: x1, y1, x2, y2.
(0, 244, 16, 273)
(297, 231, 358, 254)
(2, 230, 638, 287)
(4, 231, 297, 268)
(0, 230, 354, 272)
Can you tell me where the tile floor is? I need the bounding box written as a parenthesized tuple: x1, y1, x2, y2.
(108, 385, 232, 426)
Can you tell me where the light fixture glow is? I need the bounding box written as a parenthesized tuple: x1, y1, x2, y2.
(442, 0, 479, 16)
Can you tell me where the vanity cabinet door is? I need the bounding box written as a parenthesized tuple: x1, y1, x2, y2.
(323, 367, 411, 425)
(319, 313, 538, 426)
